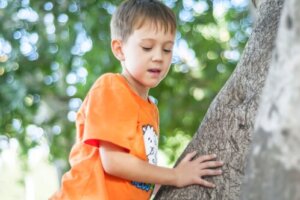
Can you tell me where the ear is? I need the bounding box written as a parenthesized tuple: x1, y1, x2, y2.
(111, 39, 125, 61)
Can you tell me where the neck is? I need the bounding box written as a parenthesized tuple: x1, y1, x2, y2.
(121, 73, 149, 101)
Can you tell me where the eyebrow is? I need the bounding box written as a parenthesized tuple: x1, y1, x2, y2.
(140, 38, 174, 44)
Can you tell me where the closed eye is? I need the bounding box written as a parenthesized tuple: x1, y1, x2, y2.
(142, 47, 152, 51)
(163, 49, 172, 53)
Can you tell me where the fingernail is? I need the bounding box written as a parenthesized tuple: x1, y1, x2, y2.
(213, 154, 217, 158)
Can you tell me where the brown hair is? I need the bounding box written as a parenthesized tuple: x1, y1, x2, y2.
(110, 0, 177, 41)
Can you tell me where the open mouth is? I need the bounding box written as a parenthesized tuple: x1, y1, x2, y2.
(148, 69, 161, 73)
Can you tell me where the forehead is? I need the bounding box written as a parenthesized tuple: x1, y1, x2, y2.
(134, 18, 175, 34)
(130, 20, 175, 40)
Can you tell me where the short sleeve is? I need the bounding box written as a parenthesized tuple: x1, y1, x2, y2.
(82, 75, 139, 150)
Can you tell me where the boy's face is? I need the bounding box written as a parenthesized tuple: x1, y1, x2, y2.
(115, 21, 175, 93)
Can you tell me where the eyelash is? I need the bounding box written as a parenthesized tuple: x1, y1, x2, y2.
(141, 47, 172, 53)
(142, 47, 152, 51)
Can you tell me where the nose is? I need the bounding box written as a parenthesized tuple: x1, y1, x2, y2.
(152, 48, 163, 62)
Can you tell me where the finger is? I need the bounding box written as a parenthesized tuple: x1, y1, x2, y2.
(196, 154, 217, 163)
(199, 161, 224, 169)
(195, 178, 216, 188)
(182, 151, 197, 162)
(200, 169, 222, 177)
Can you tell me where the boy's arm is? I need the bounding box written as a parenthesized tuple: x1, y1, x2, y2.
(100, 141, 223, 188)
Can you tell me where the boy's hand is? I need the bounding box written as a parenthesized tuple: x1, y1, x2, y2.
(174, 151, 223, 188)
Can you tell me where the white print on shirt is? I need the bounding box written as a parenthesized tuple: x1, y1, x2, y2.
(143, 125, 158, 165)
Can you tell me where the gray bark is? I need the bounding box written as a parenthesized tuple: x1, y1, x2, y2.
(241, 0, 300, 199)
(155, 0, 283, 199)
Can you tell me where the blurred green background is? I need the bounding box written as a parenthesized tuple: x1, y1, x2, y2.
(0, 0, 253, 199)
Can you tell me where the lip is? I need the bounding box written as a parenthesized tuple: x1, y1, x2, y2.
(147, 68, 161, 73)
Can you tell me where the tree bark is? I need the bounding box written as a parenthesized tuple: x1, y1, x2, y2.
(241, 0, 300, 199)
(155, 0, 283, 199)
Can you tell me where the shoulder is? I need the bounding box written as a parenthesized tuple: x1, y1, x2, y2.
(89, 73, 127, 94)
(91, 73, 119, 89)
(88, 73, 138, 108)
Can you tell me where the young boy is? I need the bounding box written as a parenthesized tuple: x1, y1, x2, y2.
(51, 0, 223, 199)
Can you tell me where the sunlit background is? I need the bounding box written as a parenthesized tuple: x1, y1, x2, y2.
(0, 0, 253, 199)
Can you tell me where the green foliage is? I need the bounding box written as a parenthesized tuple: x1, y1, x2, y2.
(0, 0, 252, 169)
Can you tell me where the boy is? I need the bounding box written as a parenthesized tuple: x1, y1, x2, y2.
(51, 0, 223, 199)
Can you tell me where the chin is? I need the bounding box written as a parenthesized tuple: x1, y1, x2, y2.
(148, 83, 160, 88)
(144, 79, 162, 88)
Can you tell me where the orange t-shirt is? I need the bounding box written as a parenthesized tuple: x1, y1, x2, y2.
(50, 73, 159, 200)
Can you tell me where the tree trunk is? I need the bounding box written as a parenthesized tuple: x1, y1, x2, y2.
(241, 0, 300, 199)
(155, 0, 283, 199)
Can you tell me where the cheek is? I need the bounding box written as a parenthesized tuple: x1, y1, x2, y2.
(128, 49, 145, 62)
(165, 54, 173, 64)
